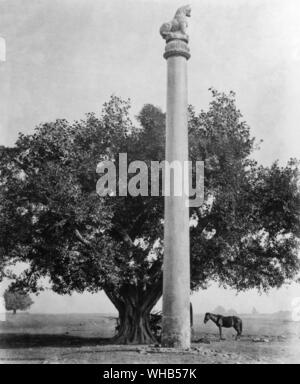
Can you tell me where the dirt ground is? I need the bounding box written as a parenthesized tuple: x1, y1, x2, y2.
(0, 313, 299, 364)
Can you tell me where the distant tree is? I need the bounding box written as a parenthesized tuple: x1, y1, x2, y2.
(0, 91, 299, 343)
(4, 290, 33, 314)
(214, 306, 227, 315)
(228, 308, 238, 316)
(252, 307, 259, 316)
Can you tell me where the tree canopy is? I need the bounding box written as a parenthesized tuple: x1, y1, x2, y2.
(0, 90, 299, 343)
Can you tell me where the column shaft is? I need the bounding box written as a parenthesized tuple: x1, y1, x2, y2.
(161, 54, 190, 349)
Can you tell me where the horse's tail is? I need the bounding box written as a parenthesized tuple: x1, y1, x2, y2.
(240, 320, 243, 335)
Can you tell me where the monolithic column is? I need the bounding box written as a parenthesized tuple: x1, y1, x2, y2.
(160, 5, 191, 349)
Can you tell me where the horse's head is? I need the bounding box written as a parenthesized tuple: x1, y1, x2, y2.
(204, 313, 211, 324)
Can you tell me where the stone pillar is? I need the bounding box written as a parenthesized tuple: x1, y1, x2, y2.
(0, 296, 6, 322)
(160, 6, 191, 349)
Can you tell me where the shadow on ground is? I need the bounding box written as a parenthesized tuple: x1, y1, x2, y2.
(0, 334, 111, 349)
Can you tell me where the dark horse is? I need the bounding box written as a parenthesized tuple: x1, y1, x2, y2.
(204, 313, 243, 341)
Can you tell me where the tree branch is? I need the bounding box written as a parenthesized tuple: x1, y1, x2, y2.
(196, 213, 216, 233)
(141, 277, 162, 312)
(74, 229, 93, 248)
(103, 287, 124, 312)
(148, 259, 162, 281)
(129, 200, 153, 238)
(110, 227, 135, 248)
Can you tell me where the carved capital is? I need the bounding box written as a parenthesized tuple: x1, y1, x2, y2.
(163, 38, 191, 60)
(160, 5, 192, 42)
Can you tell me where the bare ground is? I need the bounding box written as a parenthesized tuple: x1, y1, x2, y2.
(0, 313, 299, 364)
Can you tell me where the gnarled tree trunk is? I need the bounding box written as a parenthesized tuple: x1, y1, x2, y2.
(105, 280, 162, 344)
(115, 303, 155, 344)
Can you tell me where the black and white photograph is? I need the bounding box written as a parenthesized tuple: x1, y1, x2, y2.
(0, 0, 300, 366)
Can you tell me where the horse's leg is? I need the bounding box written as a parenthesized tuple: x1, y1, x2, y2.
(219, 326, 225, 341)
(234, 325, 241, 341)
(235, 328, 239, 341)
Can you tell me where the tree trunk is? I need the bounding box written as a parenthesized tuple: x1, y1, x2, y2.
(114, 305, 156, 344)
(13, 309, 16, 315)
(105, 280, 162, 345)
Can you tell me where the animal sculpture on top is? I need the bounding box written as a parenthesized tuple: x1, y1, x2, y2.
(160, 5, 192, 42)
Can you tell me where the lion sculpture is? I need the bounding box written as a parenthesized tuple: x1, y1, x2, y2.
(160, 5, 191, 41)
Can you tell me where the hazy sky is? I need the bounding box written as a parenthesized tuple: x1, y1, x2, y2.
(0, 0, 299, 314)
